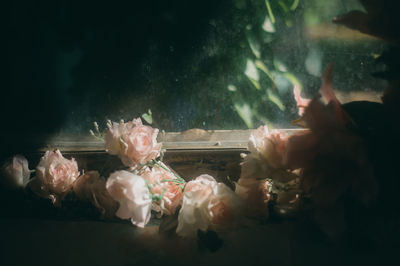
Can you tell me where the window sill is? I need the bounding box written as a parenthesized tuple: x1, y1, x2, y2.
(36, 129, 301, 152)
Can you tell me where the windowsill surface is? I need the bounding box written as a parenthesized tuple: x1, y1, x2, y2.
(35, 129, 303, 152)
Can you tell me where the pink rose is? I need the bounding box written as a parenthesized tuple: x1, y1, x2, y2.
(293, 85, 311, 116)
(141, 167, 183, 215)
(31, 150, 79, 206)
(73, 171, 118, 219)
(176, 175, 243, 237)
(248, 125, 288, 169)
(104, 118, 162, 167)
(1, 155, 30, 189)
(106, 170, 152, 227)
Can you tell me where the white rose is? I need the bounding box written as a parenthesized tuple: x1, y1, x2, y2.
(176, 175, 215, 237)
(1, 155, 30, 189)
(106, 170, 152, 227)
(177, 175, 242, 237)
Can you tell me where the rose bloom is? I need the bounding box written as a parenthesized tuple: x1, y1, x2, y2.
(73, 171, 118, 219)
(141, 167, 183, 216)
(1, 155, 30, 189)
(106, 170, 152, 228)
(176, 175, 242, 237)
(29, 150, 79, 206)
(249, 125, 288, 169)
(104, 118, 162, 167)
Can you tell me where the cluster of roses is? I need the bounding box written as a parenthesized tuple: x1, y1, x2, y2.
(1, 118, 302, 238)
(235, 125, 302, 219)
(0, 118, 250, 237)
(1, 64, 376, 238)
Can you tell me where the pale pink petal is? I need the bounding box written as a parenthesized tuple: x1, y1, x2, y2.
(293, 85, 311, 116)
(106, 170, 152, 227)
(177, 175, 243, 237)
(319, 63, 348, 125)
(31, 150, 79, 206)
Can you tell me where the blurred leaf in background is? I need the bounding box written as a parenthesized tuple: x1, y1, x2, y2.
(229, 0, 302, 128)
(142, 109, 153, 125)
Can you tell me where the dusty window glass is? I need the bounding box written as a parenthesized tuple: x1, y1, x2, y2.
(5, 0, 387, 146)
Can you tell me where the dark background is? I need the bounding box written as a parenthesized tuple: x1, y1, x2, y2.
(4, 0, 241, 159)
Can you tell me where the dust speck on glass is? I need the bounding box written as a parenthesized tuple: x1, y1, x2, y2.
(31, 0, 390, 133)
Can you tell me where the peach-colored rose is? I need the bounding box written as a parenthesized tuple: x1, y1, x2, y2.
(176, 175, 243, 237)
(31, 150, 79, 206)
(208, 201, 231, 225)
(73, 171, 118, 219)
(104, 118, 162, 167)
(141, 167, 183, 215)
(249, 125, 288, 169)
(106, 170, 152, 227)
(1, 155, 30, 189)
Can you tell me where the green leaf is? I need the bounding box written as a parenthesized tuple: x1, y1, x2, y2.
(273, 59, 288, 72)
(283, 72, 302, 90)
(141, 109, 153, 124)
(267, 89, 285, 111)
(290, 0, 300, 11)
(262, 15, 275, 33)
(234, 103, 253, 128)
(244, 59, 259, 81)
(247, 35, 261, 58)
(161, 179, 186, 184)
(255, 60, 274, 82)
(245, 59, 261, 90)
(265, 0, 275, 24)
(248, 78, 261, 90)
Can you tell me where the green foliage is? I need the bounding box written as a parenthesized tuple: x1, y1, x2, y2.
(141, 109, 153, 125)
(229, 0, 302, 128)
